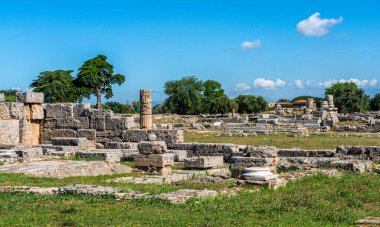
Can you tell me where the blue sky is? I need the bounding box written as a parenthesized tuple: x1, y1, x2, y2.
(0, 0, 379, 103)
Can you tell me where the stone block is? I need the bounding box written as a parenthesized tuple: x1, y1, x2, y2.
(138, 141, 167, 155)
(246, 146, 277, 158)
(0, 150, 18, 158)
(16, 92, 44, 104)
(137, 166, 172, 176)
(330, 160, 372, 173)
(76, 150, 123, 162)
(0, 93, 4, 102)
(0, 120, 19, 149)
(51, 137, 88, 148)
(121, 149, 140, 161)
(104, 142, 138, 149)
(0, 103, 11, 120)
(135, 153, 174, 167)
(122, 129, 184, 144)
(15, 147, 43, 158)
(30, 104, 44, 120)
(45, 104, 74, 118)
(277, 149, 336, 157)
(56, 117, 89, 129)
(90, 117, 106, 131)
(78, 129, 96, 140)
(105, 117, 133, 130)
(87, 109, 114, 118)
(168, 150, 188, 161)
(184, 156, 224, 169)
(4, 103, 24, 119)
(73, 104, 91, 117)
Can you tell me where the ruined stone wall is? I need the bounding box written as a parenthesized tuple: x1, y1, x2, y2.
(0, 92, 44, 148)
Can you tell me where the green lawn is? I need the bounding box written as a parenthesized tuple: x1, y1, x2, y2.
(1, 173, 380, 226)
(185, 132, 380, 150)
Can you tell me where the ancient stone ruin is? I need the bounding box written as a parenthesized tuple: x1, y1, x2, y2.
(0, 91, 379, 202)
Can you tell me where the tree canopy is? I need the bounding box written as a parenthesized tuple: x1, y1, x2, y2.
(75, 55, 125, 109)
(325, 82, 370, 113)
(234, 95, 267, 114)
(370, 93, 380, 111)
(29, 70, 79, 103)
(163, 76, 205, 115)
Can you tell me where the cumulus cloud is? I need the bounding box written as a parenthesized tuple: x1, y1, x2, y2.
(317, 78, 378, 88)
(297, 12, 343, 37)
(295, 79, 304, 89)
(241, 40, 262, 50)
(253, 78, 286, 90)
(234, 83, 251, 92)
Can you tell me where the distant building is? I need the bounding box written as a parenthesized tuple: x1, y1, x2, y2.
(267, 102, 276, 108)
(276, 102, 292, 107)
(292, 100, 307, 108)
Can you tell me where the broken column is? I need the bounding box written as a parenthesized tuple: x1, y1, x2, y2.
(140, 89, 152, 129)
(135, 140, 174, 175)
(327, 95, 334, 108)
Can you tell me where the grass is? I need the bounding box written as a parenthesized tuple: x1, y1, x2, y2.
(0, 173, 380, 226)
(185, 131, 380, 149)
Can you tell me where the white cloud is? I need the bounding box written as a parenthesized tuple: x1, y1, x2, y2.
(241, 40, 262, 50)
(253, 78, 286, 90)
(318, 78, 378, 88)
(297, 12, 343, 37)
(234, 83, 251, 92)
(295, 79, 304, 88)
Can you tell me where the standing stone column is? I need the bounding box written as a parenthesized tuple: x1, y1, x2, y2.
(140, 89, 153, 129)
(327, 95, 334, 108)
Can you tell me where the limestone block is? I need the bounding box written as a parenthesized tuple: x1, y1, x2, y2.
(330, 160, 372, 173)
(0, 150, 18, 158)
(45, 104, 74, 118)
(16, 92, 44, 104)
(15, 147, 43, 158)
(184, 156, 224, 169)
(56, 117, 89, 129)
(87, 109, 114, 118)
(73, 104, 91, 117)
(241, 167, 277, 181)
(277, 149, 336, 157)
(120, 149, 140, 161)
(246, 146, 277, 158)
(138, 166, 172, 176)
(104, 142, 138, 149)
(0, 103, 11, 120)
(168, 150, 188, 161)
(51, 137, 88, 148)
(41, 129, 77, 143)
(76, 150, 123, 162)
(122, 129, 184, 144)
(135, 153, 174, 167)
(105, 117, 131, 130)
(78, 129, 96, 140)
(96, 130, 122, 138)
(30, 104, 44, 120)
(0, 120, 19, 148)
(138, 141, 167, 155)
(4, 103, 24, 119)
(0, 161, 132, 178)
(90, 117, 106, 131)
(0, 93, 4, 102)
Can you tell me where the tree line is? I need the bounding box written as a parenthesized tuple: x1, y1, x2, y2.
(1, 55, 379, 114)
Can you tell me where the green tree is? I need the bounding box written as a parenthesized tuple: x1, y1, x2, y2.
(203, 80, 225, 111)
(103, 101, 131, 114)
(234, 95, 267, 114)
(163, 76, 204, 115)
(131, 100, 140, 113)
(209, 95, 237, 114)
(277, 98, 291, 102)
(152, 103, 165, 114)
(29, 70, 79, 103)
(0, 89, 19, 102)
(370, 93, 380, 111)
(75, 55, 125, 109)
(325, 82, 370, 113)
